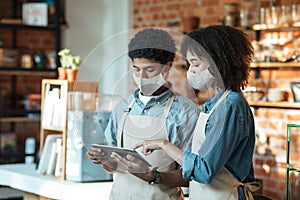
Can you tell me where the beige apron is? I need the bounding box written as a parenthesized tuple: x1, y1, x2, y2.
(110, 96, 183, 200)
(189, 90, 259, 200)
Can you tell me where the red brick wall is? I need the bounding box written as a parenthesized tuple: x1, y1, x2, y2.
(131, 0, 300, 199)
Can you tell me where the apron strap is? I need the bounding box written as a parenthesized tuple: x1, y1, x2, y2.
(208, 90, 230, 115)
(192, 90, 230, 151)
(223, 166, 261, 200)
(118, 100, 135, 147)
(238, 181, 261, 200)
(161, 95, 175, 120)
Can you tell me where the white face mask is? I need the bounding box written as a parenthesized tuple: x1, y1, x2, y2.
(187, 68, 215, 90)
(133, 72, 166, 96)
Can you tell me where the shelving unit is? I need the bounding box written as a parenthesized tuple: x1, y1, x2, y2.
(248, 24, 300, 110)
(0, 0, 65, 164)
(39, 79, 99, 180)
(40, 79, 68, 180)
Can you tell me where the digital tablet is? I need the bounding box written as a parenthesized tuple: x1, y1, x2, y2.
(91, 144, 152, 167)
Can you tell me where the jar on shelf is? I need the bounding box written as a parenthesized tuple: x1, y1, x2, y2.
(224, 3, 239, 26)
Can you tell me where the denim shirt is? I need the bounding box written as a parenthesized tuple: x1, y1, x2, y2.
(182, 90, 255, 199)
(104, 86, 200, 153)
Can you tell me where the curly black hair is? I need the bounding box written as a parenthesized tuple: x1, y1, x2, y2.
(181, 25, 253, 91)
(128, 28, 177, 65)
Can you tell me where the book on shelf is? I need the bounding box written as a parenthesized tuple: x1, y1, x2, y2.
(37, 134, 62, 176)
(54, 138, 63, 177)
(41, 83, 53, 127)
(42, 85, 65, 129)
(46, 141, 57, 175)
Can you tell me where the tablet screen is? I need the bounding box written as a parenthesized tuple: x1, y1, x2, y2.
(91, 144, 152, 167)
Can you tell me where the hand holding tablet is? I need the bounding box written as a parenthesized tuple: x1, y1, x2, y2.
(91, 144, 152, 168)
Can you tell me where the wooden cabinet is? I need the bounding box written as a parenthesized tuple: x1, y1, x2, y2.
(0, 0, 65, 163)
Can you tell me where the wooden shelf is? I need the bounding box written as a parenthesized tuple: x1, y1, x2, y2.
(0, 117, 39, 123)
(249, 101, 300, 109)
(0, 23, 68, 31)
(250, 62, 300, 69)
(252, 24, 300, 31)
(0, 68, 57, 77)
(41, 126, 65, 132)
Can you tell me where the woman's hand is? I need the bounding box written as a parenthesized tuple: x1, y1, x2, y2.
(133, 139, 168, 155)
(134, 139, 183, 165)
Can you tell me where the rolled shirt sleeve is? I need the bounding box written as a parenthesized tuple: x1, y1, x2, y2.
(182, 151, 198, 178)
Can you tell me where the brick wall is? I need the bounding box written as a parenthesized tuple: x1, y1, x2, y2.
(0, 28, 55, 108)
(131, 0, 300, 199)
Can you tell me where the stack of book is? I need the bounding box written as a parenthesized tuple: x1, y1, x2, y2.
(37, 134, 63, 177)
(42, 83, 66, 129)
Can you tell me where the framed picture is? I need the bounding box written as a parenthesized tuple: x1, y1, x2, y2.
(291, 82, 300, 102)
(22, 3, 48, 26)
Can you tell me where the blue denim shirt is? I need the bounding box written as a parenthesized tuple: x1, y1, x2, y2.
(104, 86, 200, 153)
(182, 90, 255, 199)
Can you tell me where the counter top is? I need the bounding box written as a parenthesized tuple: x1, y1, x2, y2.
(0, 163, 112, 199)
(0, 163, 189, 200)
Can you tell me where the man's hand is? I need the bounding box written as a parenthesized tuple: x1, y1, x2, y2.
(88, 146, 117, 171)
(88, 145, 107, 164)
(111, 152, 150, 174)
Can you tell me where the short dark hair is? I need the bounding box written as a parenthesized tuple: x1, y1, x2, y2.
(181, 25, 253, 91)
(128, 28, 176, 65)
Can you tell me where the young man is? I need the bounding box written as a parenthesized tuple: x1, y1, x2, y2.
(88, 28, 199, 200)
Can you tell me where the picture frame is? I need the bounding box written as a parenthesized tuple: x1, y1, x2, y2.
(290, 82, 300, 102)
(22, 3, 48, 26)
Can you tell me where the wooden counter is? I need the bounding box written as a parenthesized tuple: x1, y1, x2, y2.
(0, 164, 112, 200)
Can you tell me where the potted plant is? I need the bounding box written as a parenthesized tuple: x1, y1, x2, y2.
(57, 48, 82, 81)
